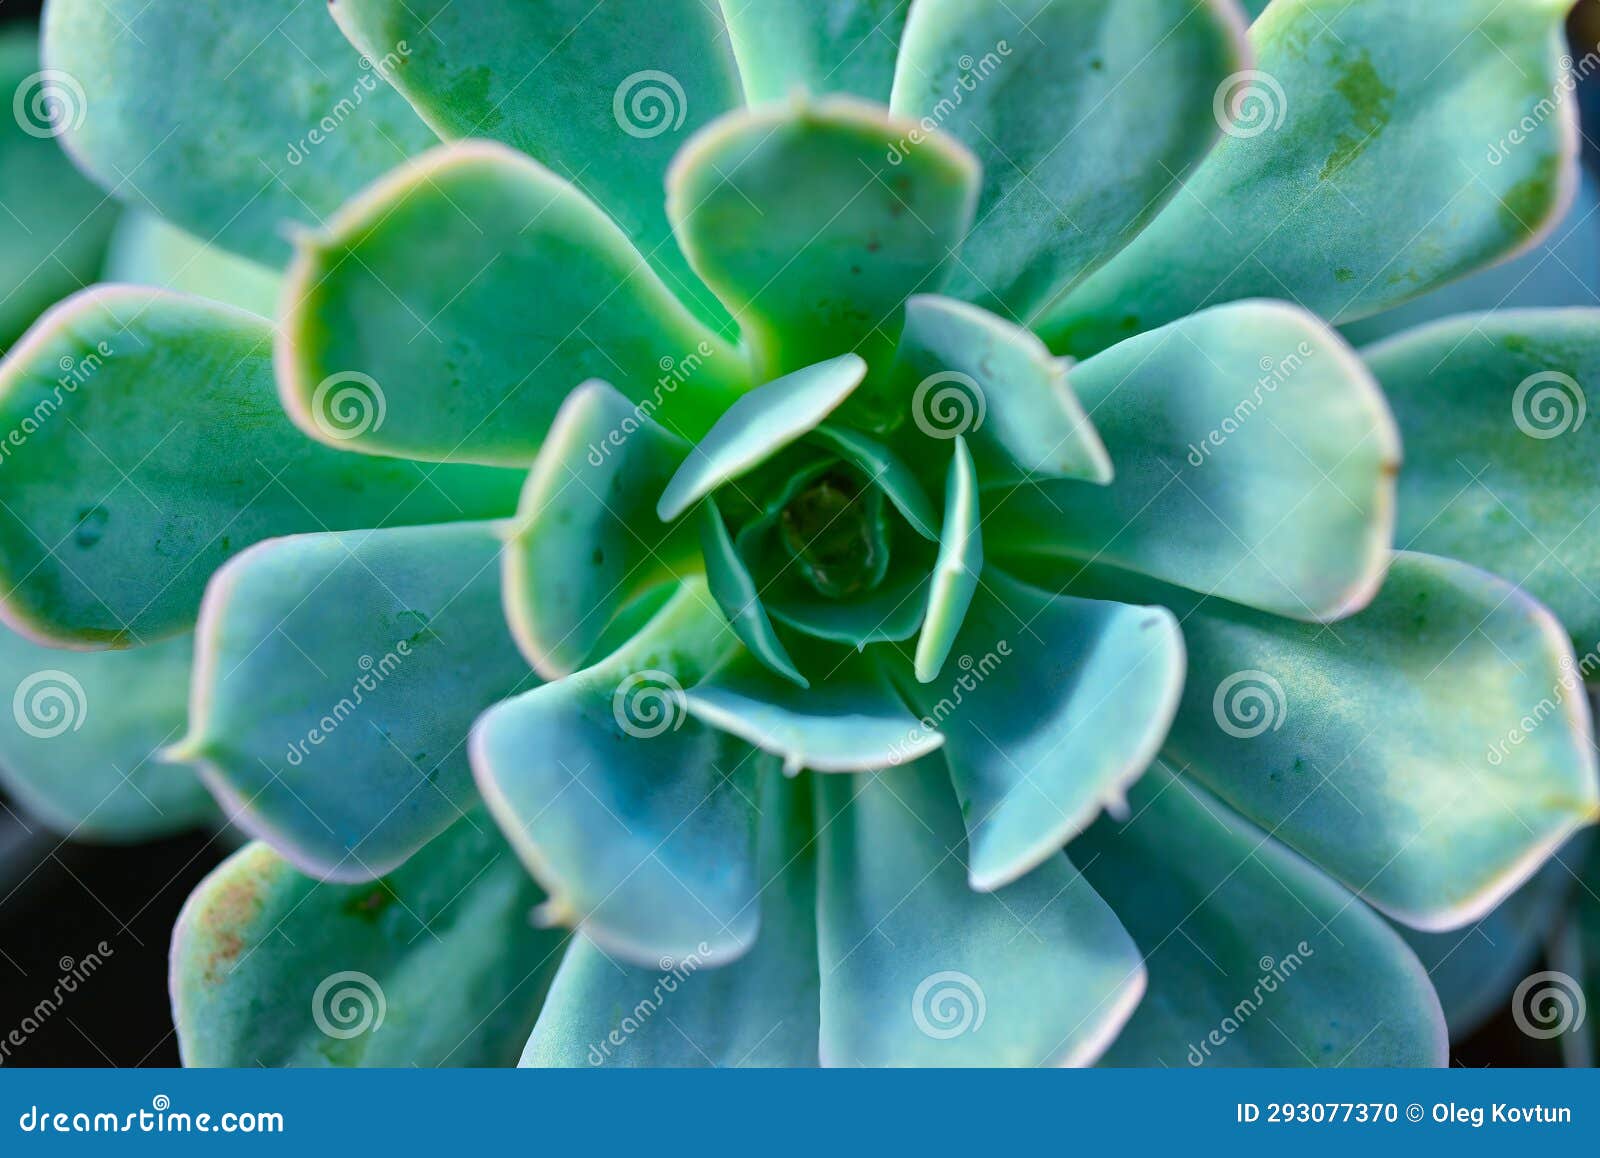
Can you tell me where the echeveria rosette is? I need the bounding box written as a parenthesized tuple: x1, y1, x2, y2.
(0, 0, 1594, 1066)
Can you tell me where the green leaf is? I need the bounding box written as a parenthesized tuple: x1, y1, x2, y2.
(667, 96, 979, 378)
(503, 381, 693, 678)
(1078, 764, 1448, 1066)
(698, 500, 806, 687)
(328, 0, 743, 329)
(1157, 551, 1599, 931)
(1044, 0, 1579, 356)
(103, 210, 281, 318)
(1364, 309, 1600, 651)
(685, 652, 940, 774)
(1552, 836, 1600, 1065)
(471, 581, 764, 966)
(891, 0, 1245, 321)
(723, 1, 912, 105)
(523, 769, 820, 1066)
(805, 424, 937, 539)
(657, 354, 866, 522)
(0, 28, 117, 348)
(913, 436, 981, 682)
(988, 301, 1398, 622)
(171, 815, 566, 1066)
(0, 625, 211, 840)
(173, 522, 535, 881)
(816, 759, 1144, 1066)
(280, 141, 748, 467)
(44, 0, 438, 265)
(899, 570, 1182, 892)
(0, 287, 521, 646)
(884, 295, 1111, 484)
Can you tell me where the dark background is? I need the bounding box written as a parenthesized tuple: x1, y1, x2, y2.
(0, 0, 1594, 1068)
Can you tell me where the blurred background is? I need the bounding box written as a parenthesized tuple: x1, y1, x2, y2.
(0, 0, 1597, 1067)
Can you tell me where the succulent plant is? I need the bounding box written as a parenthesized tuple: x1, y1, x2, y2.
(2, 0, 1599, 1067)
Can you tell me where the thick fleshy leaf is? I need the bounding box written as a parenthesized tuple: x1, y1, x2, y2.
(1078, 765, 1447, 1067)
(886, 295, 1110, 484)
(657, 354, 866, 522)
(0, 287, 520, 647)
(1044, 0, 1579, 356)
(279, 141, 748, 466)
(44, 0, 437, 265)
(1364, 309, 1600, 649)
(102, 210, 280, 318)
(174, 523, 535, 882)
(757, 534, 930, 648)
(1553, 838, 1599, 1065)
(816, 760, 1144, 1066)
(699, 500, 806, 687)
(667, 96, 979, 378)
(805, 425, 936, 538)
(1158, 551, 1599, 931)
(913, 436, 981, 682)
(0, 625, 210, 840)
(503, 381, 693, 678)
(471, 582, 766, 965)
(891, 0, 1245, 320)
(0, 29, 116, 348)
(524, 770, 820, 1066)
(900, 570, 1182, 892)
(723, 1, 912, 105)
(171, 815, 566, 1066)
(330, 0, 743, 328)
(988, 301, 1398, 621)
(685, 652, 940, 774)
